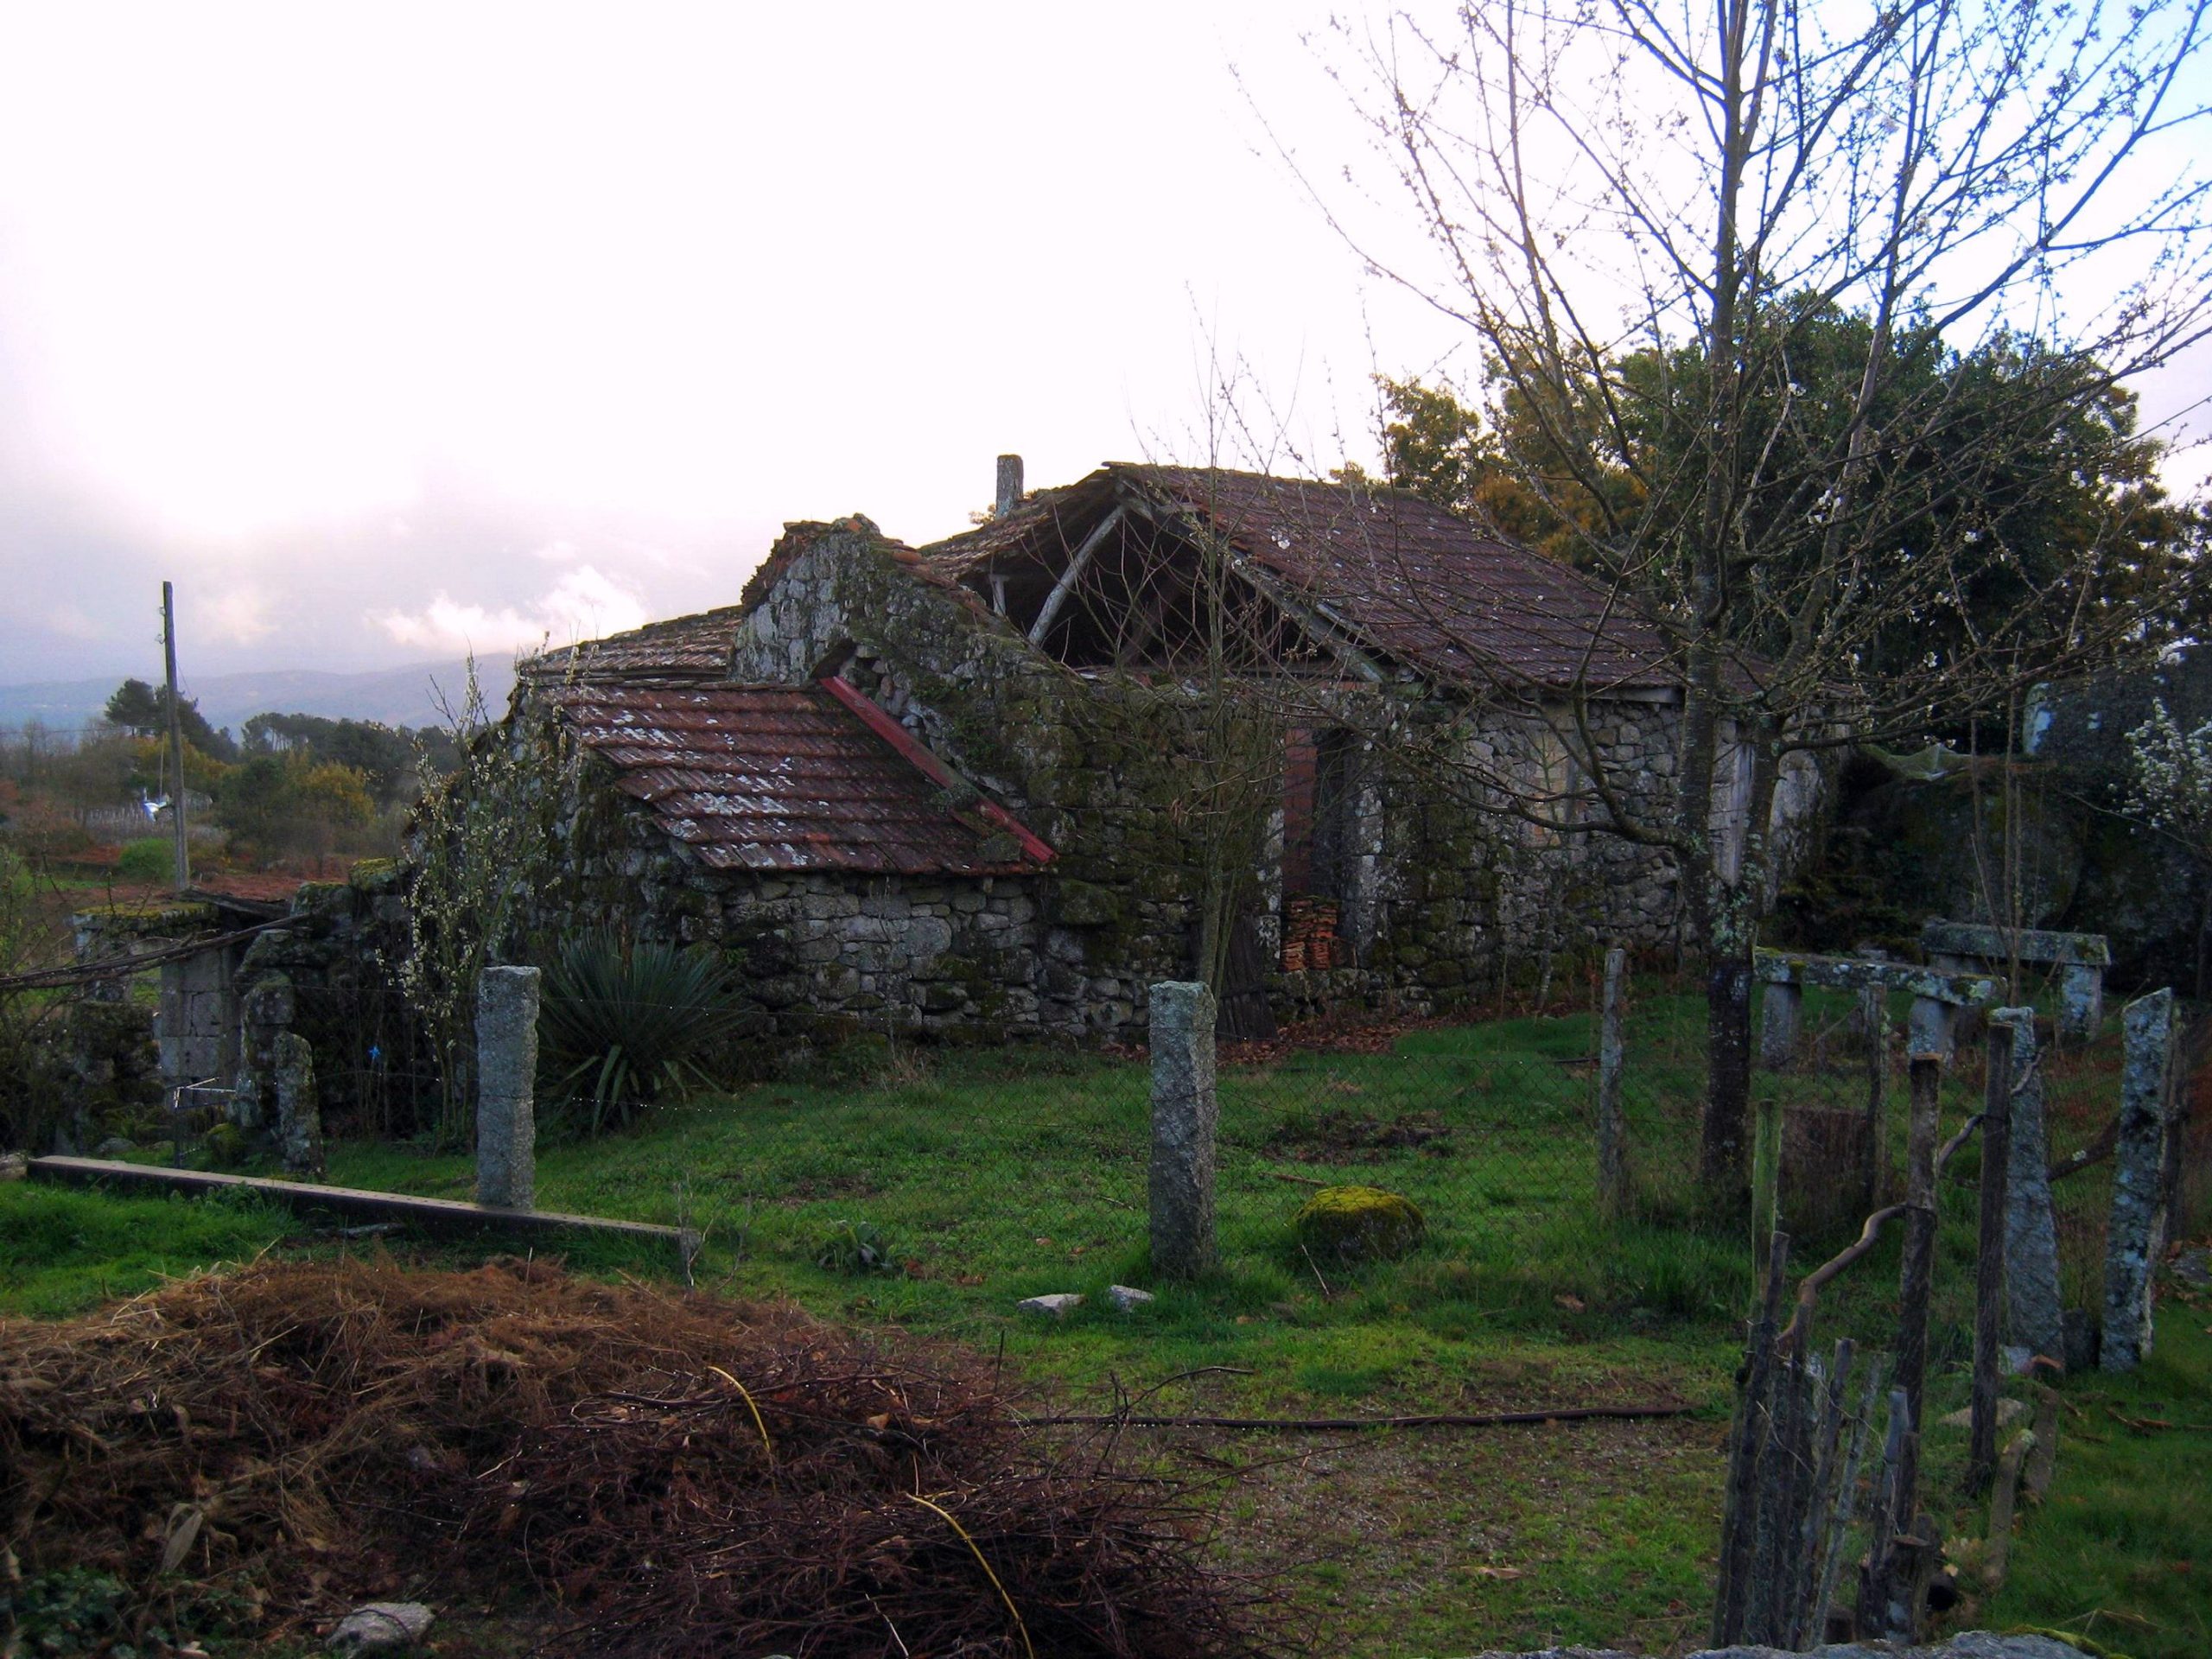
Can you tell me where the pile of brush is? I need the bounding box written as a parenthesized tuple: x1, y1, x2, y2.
(0, 1259, 1272, 1657)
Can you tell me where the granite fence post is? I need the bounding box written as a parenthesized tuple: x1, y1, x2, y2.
(1992, 1008, 2064, 1363)
(272, 1032, 323, 1179)
(2058, 963, 2106, 1044)
(476, 965, 541, 1211)
(1148, 981, 1218, 1281)
(1906, 995, 1953, 1065)
(2103, 988, 2177, 1371)
(1759, 980, 1802, 1071)
(1969, 1021, 2013, 1492)
(231, 971, 296, 1134)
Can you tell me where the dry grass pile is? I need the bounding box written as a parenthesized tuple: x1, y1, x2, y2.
(0, 1258, 1271, 1657)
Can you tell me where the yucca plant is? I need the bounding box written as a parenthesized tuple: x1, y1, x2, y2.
(537, 931, 738, 1135)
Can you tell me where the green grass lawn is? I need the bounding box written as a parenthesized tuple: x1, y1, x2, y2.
(321, 1010, 1760, 1375)
(0, 1181, 292, 1317)
(2, 990, 2191, 1656)
(1983, 1303, 2212, 1659)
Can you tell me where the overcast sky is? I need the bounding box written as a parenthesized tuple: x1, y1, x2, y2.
(0, 2, 2205, 691)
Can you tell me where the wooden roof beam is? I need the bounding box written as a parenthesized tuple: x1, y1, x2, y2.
(1027, 505, 1127, 647)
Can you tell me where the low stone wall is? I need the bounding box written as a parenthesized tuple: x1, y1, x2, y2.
(229, 861, 425, 1132)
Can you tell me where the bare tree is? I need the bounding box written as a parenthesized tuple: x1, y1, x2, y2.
(1272, 0, 2212, 1200)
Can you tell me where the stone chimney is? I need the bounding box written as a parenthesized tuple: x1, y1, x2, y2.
(995, 454, 1024, 518)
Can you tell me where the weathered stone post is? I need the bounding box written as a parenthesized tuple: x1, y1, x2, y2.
(233, 968, 321, 1178)
(1758, 976, 1801, 1071)
(1596, 945, 1629, 1217)
(1905, 995, 1953, 1064)
(1992, 1008, 2064, 1363)
(232, 972, 294, 1134)
(2058, 962, 2106, 1044)
(1969, 1019, 2014, 1492)
(476, 966, 540, 1211)
(1148, 981, 1218, 1281)
(271, 1033, 322, 1179)
(2103, 988, 2177, 1371)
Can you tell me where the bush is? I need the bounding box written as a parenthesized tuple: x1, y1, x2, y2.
(116, 836, 173, 884)
(537, 931, 740, 1135)
(1294, 1185, 1427, 1264)
(814, 1218, 905, 1275)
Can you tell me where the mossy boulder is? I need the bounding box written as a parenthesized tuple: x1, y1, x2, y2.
(1294, 1185, 1427, 1264)
(1053, 879, 1123, 927)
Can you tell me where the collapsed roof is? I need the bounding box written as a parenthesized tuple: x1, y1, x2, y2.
(924, 463, 1688, 694)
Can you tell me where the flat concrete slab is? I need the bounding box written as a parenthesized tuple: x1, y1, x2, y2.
(27, 1156, 699, 1255)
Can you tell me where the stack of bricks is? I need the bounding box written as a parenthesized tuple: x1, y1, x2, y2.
(1281, 897, 1340, 971)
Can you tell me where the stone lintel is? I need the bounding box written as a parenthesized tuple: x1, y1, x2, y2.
(1921, 918, 2111, 969)
(1753, 948, 1997, 1007)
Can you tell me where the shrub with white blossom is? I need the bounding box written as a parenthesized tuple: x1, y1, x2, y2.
(2126, 697, 2212, 847)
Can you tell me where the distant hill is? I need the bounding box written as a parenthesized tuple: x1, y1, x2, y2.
(0, 658, 519, 737)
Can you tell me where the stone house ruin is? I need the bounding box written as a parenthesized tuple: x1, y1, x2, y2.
(508, 460, 1822, 1041)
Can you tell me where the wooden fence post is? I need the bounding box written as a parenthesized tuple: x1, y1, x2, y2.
(1712, 1234, 1791, 1649)
(1894, 1055, 1942, 1478)
(1812, 1363, 1878, 1644)
(1860, 982, 1887, 1210)
(1597, 944, 1628, 1217)
(1856, 1384, 1914, 1637)
(1860, 1050, 1942, 1637)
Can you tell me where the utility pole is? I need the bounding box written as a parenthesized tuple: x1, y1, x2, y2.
(162, 580, 189, 894)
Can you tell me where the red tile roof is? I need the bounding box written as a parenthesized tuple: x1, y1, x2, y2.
(524, 606, 748, 684)
(543, 680, 1048, 875)
(928, 464, 1704, 694)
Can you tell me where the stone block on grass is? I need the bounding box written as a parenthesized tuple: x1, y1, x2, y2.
(1294, 1185, 1426, 1264)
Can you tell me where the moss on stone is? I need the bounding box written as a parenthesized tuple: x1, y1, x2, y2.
(1052, 879, 1125, 928)
(1294, 1184, 1427, 1264)
(346, 857, 400, 892)
(73, 899, 221, 937)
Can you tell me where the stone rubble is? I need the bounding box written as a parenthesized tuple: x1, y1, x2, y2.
(327, 1602, 435, 1653)
(1015, 1293, 1084, 1317)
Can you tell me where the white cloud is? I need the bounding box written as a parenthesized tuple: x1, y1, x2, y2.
(375, 565, 648, 655)
(201, 583, 276, 645)
(40, 601, 102, 640)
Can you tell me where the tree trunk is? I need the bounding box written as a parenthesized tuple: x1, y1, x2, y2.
(1695, 732, 1781, 1206)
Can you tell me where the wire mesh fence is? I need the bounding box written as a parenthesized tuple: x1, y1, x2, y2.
(99, 958, 2194, 1365)
(237, 978, 1731, 1305)
(1749, 977, 2154, 1354)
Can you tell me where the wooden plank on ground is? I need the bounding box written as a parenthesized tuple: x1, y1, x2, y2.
(26, 1155, 698, 1252)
